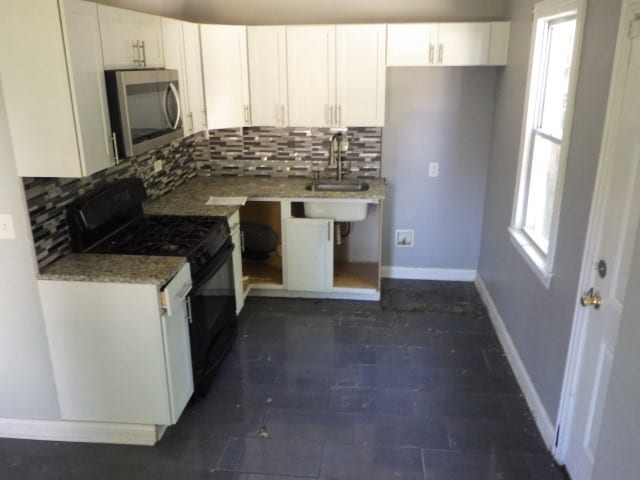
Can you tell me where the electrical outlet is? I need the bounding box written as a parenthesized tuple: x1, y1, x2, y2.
(153, 160, 163, 173)
(0, 214, 16, 240)
(395, 229, 414, 247)
(428, 162, 439, 177)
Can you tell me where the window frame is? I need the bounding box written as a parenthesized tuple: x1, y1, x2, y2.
(510, 0, 586, 288)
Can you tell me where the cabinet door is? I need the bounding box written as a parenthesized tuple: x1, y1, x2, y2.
(247, 26, 288, 126)
(161, 18, 190, 135)
(436, 23, 490, 66)
(229, 211, 245, 314)
(160, 263, 194, 423)
(285, 218, 333, 292)
(286, 26, 336, 127)
(182, 22, 207, 133)
(201, 25, 250, 129)
(386, 24, 437, 66)
(98, 5, 137, 68)
(336, 25, 386, 127)
(134, 11, 164, 67)
(488, 22, 511, 66)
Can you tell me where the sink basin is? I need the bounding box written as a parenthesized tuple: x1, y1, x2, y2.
(305, 181, 370, 192)
(303, 200, 368, 221)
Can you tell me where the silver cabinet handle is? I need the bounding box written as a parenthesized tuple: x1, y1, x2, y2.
(109, 132, 120, 165)
(240, 231, 245, 252)
(328, 221, 331, 242)
(185, 296, 192, 324)
(281, 104, 285, 125)
(187, 112, 194, 133)
(202, 110, 207, 131)
(132, 40, 140, 66)
(329, 105, 334, 126)
(140, 40, 146, 67)
(429, 44, 435, 64)
(438, 44, 444, 64)
(337, 105, 342, 126)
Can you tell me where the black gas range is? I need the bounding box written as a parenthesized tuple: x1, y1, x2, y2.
(67, 178, 238, 396)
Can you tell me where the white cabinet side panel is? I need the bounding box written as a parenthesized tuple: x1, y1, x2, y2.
(0, 0, 81, 177)
(39, 281, 171, 425)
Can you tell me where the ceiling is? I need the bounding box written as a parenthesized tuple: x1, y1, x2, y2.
(93, 0, 506, 24)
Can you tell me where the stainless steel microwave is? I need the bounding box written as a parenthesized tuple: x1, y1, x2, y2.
(105, 69, 183, 158)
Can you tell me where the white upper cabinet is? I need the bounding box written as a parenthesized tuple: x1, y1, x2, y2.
(286, 26, 336, 127)
(0, 0, 113, 178)
(247, 26, 289, 126)
(200, 25, 250, 129)
(98, 4, 164, 68)
(387, 22, 509, 66)
(182, 22, 207, 134)
(336, 25, 386, 127)
(161, 19, 207, 136)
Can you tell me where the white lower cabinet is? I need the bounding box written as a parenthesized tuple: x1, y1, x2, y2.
(229, 211, 246, 314)
(39, 263, 193, 425)
(284, 217, 334, 292)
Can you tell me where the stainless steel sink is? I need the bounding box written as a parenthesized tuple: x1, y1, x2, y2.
(305, 181, 370, 192)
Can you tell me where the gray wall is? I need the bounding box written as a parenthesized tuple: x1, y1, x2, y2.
(0, 80, 60, 419)
(592, 229, 640, 479)
(477, 0, 622, 422)
(381, 68, 496, 271)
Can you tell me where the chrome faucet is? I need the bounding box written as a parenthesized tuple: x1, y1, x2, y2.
(328, 133, 345, 181)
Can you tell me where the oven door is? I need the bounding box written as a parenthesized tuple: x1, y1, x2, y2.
(188, 239, 238, 395)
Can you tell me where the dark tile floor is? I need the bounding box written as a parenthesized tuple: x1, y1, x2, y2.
(0, 279, 568, 479)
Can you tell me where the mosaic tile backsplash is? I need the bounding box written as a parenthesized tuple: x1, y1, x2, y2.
(24, 134, 200, 269)
(195, 127, 382, 178)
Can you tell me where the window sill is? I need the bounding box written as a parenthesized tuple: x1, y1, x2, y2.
(508, 227, 553, 289)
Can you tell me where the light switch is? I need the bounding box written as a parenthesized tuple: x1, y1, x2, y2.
(428, 162, 439, 177)
(0, 214, 16, 239)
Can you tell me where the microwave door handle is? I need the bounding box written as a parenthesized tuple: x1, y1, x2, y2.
(161, 85, 172, 129)
(168, 82, 181, 130)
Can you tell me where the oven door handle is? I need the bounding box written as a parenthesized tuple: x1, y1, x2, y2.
(191, 241, 235, 291)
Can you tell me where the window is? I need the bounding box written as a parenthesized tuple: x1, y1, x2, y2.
(510, 0, 584, 287)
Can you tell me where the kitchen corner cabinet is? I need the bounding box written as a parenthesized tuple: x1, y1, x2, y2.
(387, 22, 510, 66)
(98, 4, 164, 68)
(39, 264, 194, 425)
(201, 25, 250, 129)
(247, 26, 289, 127)
(0, 0, 114, 178)
(161, 19, 207, 136)
(286, 25, 386, 127)
(284, 218, 334, 292)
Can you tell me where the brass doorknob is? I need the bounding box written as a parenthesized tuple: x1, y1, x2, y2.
(580, 288, 602, 309)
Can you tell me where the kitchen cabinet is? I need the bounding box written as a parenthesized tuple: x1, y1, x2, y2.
(286, 26, 336, 127)
(336, 25, 386, 127)
(387, 22, 510, 66)
(98, 4, 164, 68)
(247, 26, 289, 126)
(286, 25, 386, 127)
(0, 0, 114, 178)
(284, 217, 334, 292)
(200, 25, 250, 129)
(39, 263, 194, 425)
(182, 22, 208, 134)
(228, 211, 246, 314)
(161, 19, 207, 136)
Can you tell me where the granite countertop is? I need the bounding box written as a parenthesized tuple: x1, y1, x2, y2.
(39, 254, 186, 288)
(144, 176, 386, 217)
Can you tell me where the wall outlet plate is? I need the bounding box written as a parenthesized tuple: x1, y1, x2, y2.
(428, 162, 439, 177)
(0, 214, 16, 240)
(395, 229, 414, 247)
(153, 160, 163, 173)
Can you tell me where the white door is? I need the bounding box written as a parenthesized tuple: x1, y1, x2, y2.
(436, 23, 490, 66)
(247, 26, 288, 126)
(161, 18, 189, 134)
(285, 217, 333, 292)
(182, 22, 207, 133)
(386, 24, 437, 66)
(563, 23, 640, 480)
(201, 25, 250, 129)
(336, 25, 386, 127)
(286, 26, 336, 127)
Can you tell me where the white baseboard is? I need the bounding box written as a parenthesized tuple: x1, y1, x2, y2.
(474, 274, 556, 449)
(0, 418, 162, 445)
(382, 266, 477, 282)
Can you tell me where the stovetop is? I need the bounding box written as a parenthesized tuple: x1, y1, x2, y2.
(89, 215, 229, 260)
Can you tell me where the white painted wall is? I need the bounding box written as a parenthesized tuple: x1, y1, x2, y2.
(0, 80, 60, 419)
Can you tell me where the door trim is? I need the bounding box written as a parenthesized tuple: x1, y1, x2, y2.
(555, 0, 640, 461)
